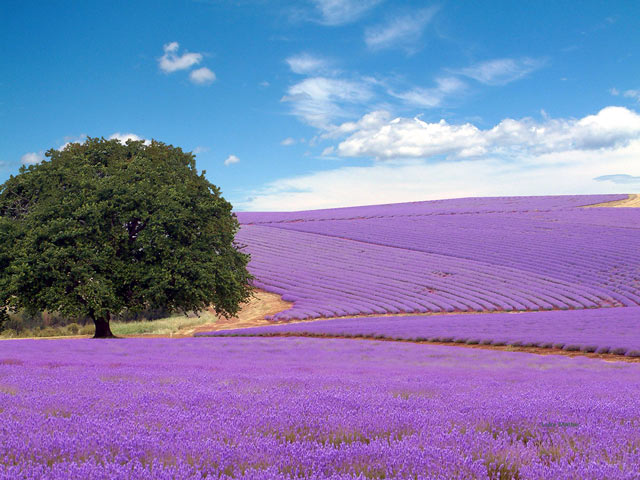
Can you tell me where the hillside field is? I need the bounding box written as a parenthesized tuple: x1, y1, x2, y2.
(2, 194, 640, 479)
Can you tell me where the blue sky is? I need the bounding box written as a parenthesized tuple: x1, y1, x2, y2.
(2, 0, 639, 211)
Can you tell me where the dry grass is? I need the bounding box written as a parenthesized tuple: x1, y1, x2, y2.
(111, 315, 217, 336)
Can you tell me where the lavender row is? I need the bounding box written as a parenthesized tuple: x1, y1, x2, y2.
(236, 224, 629, 320)
(1, 337, 640, 478)
(260, 210, 640, 307)
(236, 194, 625, 224)
(233, 196, 640, 320)
(201, 307, 640, 356)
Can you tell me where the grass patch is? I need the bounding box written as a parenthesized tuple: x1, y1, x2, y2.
(0, 312, 217, 338)
(110, 313, 217, 336)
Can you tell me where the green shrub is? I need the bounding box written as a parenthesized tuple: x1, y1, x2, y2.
(79, 324, 95, 335)
(66, 323, 80, 335)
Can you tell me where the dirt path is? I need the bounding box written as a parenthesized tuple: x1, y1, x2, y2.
(176, 290, 293, 337)
(586, 193, 640, 208)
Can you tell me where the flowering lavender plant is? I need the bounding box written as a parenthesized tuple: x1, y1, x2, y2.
(234, 195, 640, 321)
(201, 307, 640, 356)
(1, 337, 639, 479)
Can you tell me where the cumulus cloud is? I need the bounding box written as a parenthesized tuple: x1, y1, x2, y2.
(281, 137, 297, 146)
(365, 7, 438, 52)
(239, 140, 640, 211)
(458, 57, 545, 86)
(21, 152, 44, 166)
(282, 76, 375, 128)
(224, 154, 240, 166)
(238, 106, 640, 211)
(189, 67, 216, 85)
(158, 42, 202, 73)
(311, 0, 381, 26)
(286, 53, 331, 75)
(594, 174, 640, 184)
(333, 106, 640, 159)
(58, 133, 148, 149)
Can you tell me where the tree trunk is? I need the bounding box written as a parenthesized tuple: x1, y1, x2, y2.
(93, 315, 116, 339)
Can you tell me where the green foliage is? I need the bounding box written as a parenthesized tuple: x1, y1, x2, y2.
(0, 137, 252, 331)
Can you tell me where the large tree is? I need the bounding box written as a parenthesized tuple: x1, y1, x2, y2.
(0, 138, 253, 337)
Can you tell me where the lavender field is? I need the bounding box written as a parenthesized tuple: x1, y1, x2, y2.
(2, 338, 640, 479)
(235, 195, 640, 321)
(200, 306, 640, 356)
(5, 195, 640, 479)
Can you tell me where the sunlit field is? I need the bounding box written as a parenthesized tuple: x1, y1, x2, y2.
(2, 337, 639, 479)
(3, 195, 640, 479)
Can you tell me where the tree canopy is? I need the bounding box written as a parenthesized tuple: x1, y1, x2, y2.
(0, 137, 253, 337)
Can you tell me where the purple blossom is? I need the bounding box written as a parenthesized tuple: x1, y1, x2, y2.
(202, 306, 640, 357)
(233, 195, 640, 321)
(1, 337, 639, 478)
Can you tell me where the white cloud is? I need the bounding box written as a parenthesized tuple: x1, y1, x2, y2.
(239, 106, 640, 211)
(458, 57, 545, 86)
(321, 110, 391, 138)
(594, 174, 640, 184)
(281, 137, 297, 146)
(20, 152, 44, 166)
(158, 41, 202, 73)
(334, 106, 640, 159)
(58, 134, 87, 150)
(109, 132, 150, 145)
(623, 89, 640, 102)
(192, 146, 209, 154)
(388, 77, 466, 108)
(57, 133, 148, 151)
(286, 53, 330, 75)
(224, 154, 240, 166)
(610, 88, 640, 103)
(282, 76, 375, 128)
(239, 139, 640, 211)
(311, 0, 381, 26)
(58, 133, 148, 149)
(189, 67, 216, 85)
(365, 7, 438, 52)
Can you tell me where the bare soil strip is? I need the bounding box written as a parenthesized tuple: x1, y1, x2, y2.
(178, 290, 293, 337)
(585, 193, 640, 208)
